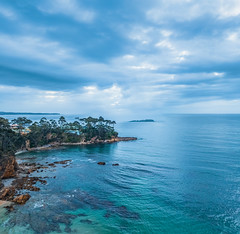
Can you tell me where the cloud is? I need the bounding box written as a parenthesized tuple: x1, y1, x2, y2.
(0, 0, 240, 116)
(38, 0, 95, 23)
(0, 33, 117, 89)
(218, 0, 240, 18)
(146, 0, 205, 23)
(146, 0, 240, 26)
(0, 5, 17, 20)
(0, 84, 126, 119)
(0, 34, 73, 64)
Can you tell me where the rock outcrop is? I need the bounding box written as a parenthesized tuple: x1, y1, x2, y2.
(25, 140, 31, 150)
(61, 136, 137, 146)
(0, 156, 19, 179)
(13, 194, 31, 205)
(113, 137, 138, 142)
(0, 187, 16, 201)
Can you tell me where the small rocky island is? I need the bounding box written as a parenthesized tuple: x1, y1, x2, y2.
(130, 119, 155, 122)
(0, 116, 137, 208)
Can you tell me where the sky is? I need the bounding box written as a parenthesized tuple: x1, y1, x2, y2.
(0, 0, 240, 120)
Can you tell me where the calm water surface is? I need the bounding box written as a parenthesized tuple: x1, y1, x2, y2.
(1, 114, 240, 233)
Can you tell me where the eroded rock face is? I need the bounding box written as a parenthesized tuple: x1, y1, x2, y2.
(0, 156, 19, 179)
(0, 187, 16, 201)
(13, 194, 31, 205)
(25, 140, 31, 150)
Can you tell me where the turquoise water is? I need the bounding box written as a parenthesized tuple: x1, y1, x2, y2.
(1, 114, 240, 233)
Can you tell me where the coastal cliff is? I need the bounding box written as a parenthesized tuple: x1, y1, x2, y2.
(0, 156, 19, 179)
(0, 156, 19, 188)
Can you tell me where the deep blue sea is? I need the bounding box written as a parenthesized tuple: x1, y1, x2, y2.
(1, 114, 240, 233)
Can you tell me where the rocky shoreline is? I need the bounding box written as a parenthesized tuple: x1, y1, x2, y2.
(15, 137, 137, 154)
(0, 159, 73, 210)
(0, 136, 137, 210)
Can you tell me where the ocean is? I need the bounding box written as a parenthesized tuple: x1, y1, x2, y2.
(1, 114, 240, 233)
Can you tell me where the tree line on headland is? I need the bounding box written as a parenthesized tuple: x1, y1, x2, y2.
(0, 116, 118, 156)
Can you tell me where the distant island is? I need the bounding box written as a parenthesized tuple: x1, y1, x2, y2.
(130, 119, 155, 122)
(0, 112, 60, 115)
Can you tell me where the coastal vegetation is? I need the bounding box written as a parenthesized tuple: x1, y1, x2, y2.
(0, 116, 118, 156)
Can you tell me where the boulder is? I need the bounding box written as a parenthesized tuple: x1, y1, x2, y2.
(0, 187, 16, 200)
(13, 194, 31, 204)
(54, 160, 71, 164)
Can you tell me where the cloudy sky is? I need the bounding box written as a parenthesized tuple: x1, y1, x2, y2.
(1, 0, 240, 120)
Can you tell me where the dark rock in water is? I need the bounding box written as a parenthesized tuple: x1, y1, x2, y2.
(5, 205, 14, 212)
(54, 160, 72, 164)
(104, 212, 111, 218)
(0, 187, 16, 201)
(80, 219, 93, 224)
(64, 226, 72, 233)
(7, 204, 77, 234)
(11, 176, 46, 191)
(13, 193, 31, 204)
(97, 162, 106, 165)
(29, 215, 61, 234)
(5, 189, 139, 233)
(71, 190, 139, 220)
(115, 205, 140, 219)
(51, 213, 76, 225)
(78, 213, 87, 217)
(112, 163, 119, 166)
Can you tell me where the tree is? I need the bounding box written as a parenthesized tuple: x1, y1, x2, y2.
(58, 116, 67, 128)
(50, 119, 58, 129)
(0, 117, 10, 130)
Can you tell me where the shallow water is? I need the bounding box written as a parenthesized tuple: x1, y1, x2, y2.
(1, 114, 240, 233)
